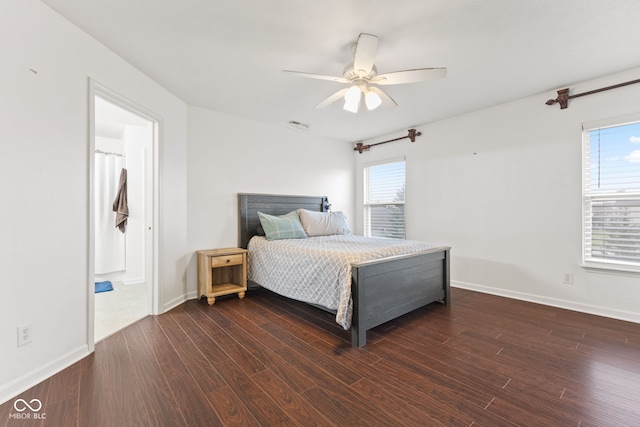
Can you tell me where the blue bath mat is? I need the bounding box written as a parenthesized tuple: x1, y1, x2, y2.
(95, 281, 113, 293)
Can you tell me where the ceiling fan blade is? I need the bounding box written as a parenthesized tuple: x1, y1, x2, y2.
(369, 87, 397, 108)
(281, 70, 349, 83)
(353, 33, 378, 76)
(374, 67, 447, 85)
(316, 87, 350, 109)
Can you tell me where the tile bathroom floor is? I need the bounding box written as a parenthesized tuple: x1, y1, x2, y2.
(95, 281, 148, 342)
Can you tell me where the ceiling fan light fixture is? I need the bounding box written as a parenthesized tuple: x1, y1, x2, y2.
(285, 33, 447, 112)
(343, 85, 362, 113)
(364, 89, 382, 110)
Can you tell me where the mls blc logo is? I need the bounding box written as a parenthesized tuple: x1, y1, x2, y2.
(13, 399, 42, 412)
(9, 398, 46, 420)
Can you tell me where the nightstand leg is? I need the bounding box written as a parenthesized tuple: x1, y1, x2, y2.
(238, 291, 245, 300)
(207, 296, 216, 305)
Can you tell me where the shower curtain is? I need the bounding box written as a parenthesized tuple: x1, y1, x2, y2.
(95, 153, 126, 274)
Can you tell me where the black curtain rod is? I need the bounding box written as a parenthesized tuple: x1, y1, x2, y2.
(546, 78, 640, 109)
(354, 129, 421, 154)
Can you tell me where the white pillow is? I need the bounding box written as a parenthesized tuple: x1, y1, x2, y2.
(297, 209, 351, 236)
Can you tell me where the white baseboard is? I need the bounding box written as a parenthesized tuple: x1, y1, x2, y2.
(0, 345, 89, 406)
(452, 280, 640, 325)
(162, 293, 191, 313)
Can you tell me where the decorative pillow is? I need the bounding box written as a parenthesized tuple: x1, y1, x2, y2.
(297, 209, 351, 236)
(257, 211, 307, 240)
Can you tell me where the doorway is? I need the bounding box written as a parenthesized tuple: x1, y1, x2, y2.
(89, 83, 158, 345)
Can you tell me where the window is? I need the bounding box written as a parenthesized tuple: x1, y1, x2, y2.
(364, 159, 406, 238)
(583, 116, 640, 270)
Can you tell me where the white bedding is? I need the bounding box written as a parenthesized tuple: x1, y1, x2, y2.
(247, 234, 435, 329)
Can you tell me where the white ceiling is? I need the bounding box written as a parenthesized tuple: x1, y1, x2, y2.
(43, 0, 640, 142)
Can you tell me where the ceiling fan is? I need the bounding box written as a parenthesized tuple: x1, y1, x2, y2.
(282, 33, 447, 113)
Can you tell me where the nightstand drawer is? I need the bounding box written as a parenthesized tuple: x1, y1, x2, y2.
(211, 254, 243, 268)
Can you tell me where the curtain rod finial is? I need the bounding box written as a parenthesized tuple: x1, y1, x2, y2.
(354, 142, 370, 154)
(408, 129, 421, 142)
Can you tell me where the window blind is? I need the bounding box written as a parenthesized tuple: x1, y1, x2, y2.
(364, 160, 406, 239)
(583, 119, 640, 268)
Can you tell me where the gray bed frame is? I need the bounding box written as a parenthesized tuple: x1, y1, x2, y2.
(238, 193, 451, 347)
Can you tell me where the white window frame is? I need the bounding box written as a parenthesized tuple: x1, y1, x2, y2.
(363, 158, 406, 239)
(582, 114, 640, 273)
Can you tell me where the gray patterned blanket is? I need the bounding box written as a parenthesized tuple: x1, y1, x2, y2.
(247, 235, 434, 329)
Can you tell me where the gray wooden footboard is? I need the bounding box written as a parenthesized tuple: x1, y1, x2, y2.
(350, 246, 450, 347)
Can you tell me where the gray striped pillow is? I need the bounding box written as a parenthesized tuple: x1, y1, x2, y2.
(257, 211, 308, 240)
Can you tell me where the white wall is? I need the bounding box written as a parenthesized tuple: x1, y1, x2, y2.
(355, 67, 640, 324)
(95, 135, 124, 154)
(0, 0, 188, 404)
(186, 106, 355, 296)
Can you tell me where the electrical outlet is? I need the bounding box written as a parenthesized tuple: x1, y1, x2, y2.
(17, 324, 32, 346)
(563, 273, 573, 284)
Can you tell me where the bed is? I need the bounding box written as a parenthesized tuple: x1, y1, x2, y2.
(238, 193, 451, 347)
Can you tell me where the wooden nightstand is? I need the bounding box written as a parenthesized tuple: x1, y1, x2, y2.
(197, 248, 248, 305)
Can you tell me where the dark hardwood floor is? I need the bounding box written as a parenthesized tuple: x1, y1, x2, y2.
(3, 287, 640, 426)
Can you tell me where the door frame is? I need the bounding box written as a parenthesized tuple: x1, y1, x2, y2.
(87, 79, 160, 350)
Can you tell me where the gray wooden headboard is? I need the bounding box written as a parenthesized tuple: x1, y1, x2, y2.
(237, 193, 329, 249)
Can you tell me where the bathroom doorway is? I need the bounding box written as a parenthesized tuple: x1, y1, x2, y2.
(89, 83, 158, 344)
